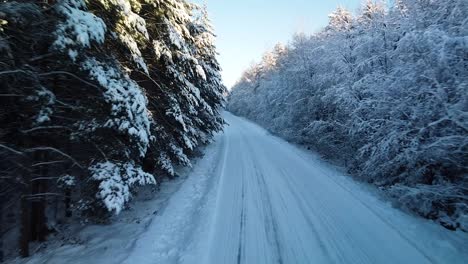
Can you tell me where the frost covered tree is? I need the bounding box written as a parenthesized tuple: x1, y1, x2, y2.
(0, 0, 225, 257)
(228, 0, 467, 230)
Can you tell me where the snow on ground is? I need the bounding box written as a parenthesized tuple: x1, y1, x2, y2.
(13, 171, 190, 264)
(16, 112, 468, 264)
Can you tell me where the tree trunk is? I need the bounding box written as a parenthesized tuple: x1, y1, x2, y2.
(30, 150, 48, 242)
(65, 188, 72, 218)
(65, 142, 72, 218)
(0, 192, 4, 262)
(37, 177, 48, 242)
(19, 193, 30, 258)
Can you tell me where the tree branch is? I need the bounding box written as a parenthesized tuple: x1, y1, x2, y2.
(25, 147, 84, 169)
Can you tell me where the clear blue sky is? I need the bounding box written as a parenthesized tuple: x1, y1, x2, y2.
(193, 0, 363, 88)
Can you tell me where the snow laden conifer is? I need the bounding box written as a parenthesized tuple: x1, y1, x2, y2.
(138, 0, 226, 174)
(50, 0, 155, 215)
(0, 0, 225, 255)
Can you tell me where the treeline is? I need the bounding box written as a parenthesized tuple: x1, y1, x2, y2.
(228, 0, 467, 230)
(0, 0, 225, 259)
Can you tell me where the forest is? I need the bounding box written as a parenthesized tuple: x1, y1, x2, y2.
(228, 0, 467, 231)
(0, 0, 225, 260)
(1, 0, 468, 262)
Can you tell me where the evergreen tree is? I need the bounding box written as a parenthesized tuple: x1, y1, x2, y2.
(0, 0, 225, 257)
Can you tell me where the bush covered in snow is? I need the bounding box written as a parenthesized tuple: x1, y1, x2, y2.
(228, 0, 467, 230)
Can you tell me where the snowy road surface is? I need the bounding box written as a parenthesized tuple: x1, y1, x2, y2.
(121, 113, 467, 264)
(22, 112, 467, 264)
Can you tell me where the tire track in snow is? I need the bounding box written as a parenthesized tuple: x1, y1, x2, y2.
(236, 177, 246, 264)
(254, 164, 284, 264)
(244, 134, 327, 264)
(236, 122, 284, 264)
(277, 144, 437, 264)
(275, 167, 355, 264)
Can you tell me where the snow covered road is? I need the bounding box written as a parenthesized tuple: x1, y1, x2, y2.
(121, 112, 467, 264)
(21, 112, 466, 264)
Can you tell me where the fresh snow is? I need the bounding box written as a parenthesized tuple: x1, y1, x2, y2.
(90, 161, 156, 214)
(31, 87, 56, 124)
(53, 0, 106, 52)
(17, 112, 468, 264)
(82, 57, 152, 157)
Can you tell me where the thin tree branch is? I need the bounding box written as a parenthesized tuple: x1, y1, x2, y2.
(0, 144, 24, 156)
(25, 147, 83, 169)
(21, 126, 72, 134)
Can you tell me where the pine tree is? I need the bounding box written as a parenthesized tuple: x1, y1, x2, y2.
(0, 0, 226, 257)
